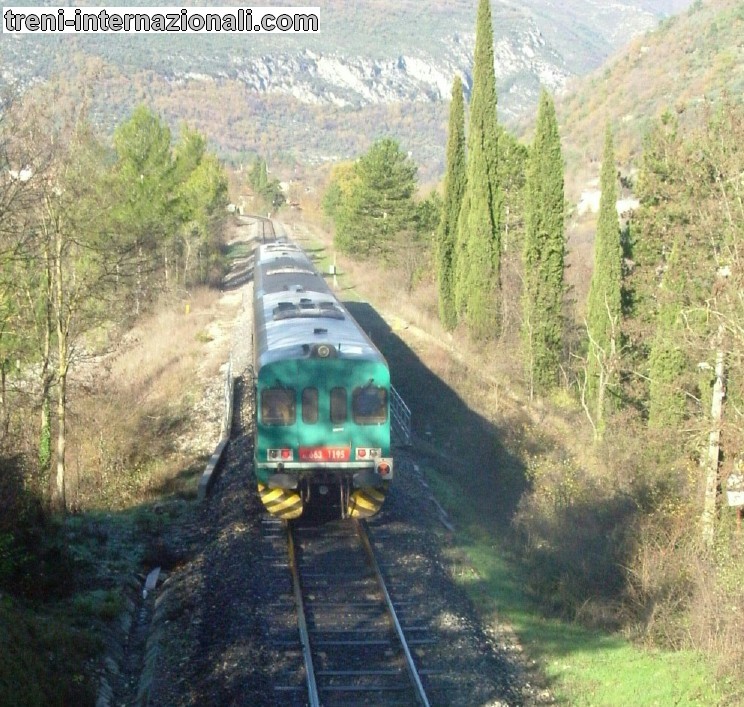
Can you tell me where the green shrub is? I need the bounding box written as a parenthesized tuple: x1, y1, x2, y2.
(73, 589, 125, 620)
(0, 532, 15, 585)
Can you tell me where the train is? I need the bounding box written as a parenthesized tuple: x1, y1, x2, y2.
(251, 237, 393, 520)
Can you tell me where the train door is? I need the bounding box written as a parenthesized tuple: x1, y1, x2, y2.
(297, 360, 351, 465)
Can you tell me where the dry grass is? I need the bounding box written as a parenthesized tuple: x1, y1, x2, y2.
(66, 285, 234, 511)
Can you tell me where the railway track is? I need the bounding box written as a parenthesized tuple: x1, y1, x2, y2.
(258, 506, 523, 706)
(254, 214, 277, 243)
(260, 518, 431, 706)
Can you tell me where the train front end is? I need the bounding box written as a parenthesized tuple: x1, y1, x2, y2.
(254, 352, 393, 520)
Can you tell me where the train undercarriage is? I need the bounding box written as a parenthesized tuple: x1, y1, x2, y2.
(257, 471, 389, 521)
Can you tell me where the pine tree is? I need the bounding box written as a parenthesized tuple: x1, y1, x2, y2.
(437, 75, 466, 331)
(330, 138, 417, 259)
(455, 0, 502, 339)
(585, 124, 623, 429)
(522, 90, 565, 395)
(113, 105, 176, 305)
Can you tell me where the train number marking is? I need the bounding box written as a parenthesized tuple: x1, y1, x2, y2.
(299, 447, 350, 462)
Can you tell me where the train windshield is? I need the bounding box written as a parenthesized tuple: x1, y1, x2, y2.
(261, 388, 296, 426)
(352, 385, 388, 424)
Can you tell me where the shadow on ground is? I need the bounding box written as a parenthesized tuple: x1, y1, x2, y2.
(346, 301, 527, 533)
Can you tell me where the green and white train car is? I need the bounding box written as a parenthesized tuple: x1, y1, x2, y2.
(252, 240, 393, 520)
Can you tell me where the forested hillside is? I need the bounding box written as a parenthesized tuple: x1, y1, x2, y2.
(556, 0, 744, 170)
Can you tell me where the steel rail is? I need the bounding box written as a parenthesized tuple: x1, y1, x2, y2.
(287, 522, 320, 707)
(355, 519, 431, 707)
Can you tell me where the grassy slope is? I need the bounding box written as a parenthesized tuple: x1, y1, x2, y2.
(287, 215, 731, 705)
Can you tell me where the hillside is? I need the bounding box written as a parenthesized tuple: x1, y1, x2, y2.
(0, 0, 693, 176)
(540, 0, 744, 313)
(556, 0, 744, 175)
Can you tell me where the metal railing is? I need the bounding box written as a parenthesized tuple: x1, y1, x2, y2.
(390, 385, 411, 446)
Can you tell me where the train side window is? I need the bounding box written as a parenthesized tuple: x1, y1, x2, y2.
(352, 385, 388, 424)
(261, 388, 296, 426)
(330, 387, 347, 424)
(302, 387, 319, 424)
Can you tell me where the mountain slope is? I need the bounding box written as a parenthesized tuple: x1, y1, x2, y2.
(556, 0, 744, 171)
(0, 0, 693, 174)
(549, 0, 743, 325)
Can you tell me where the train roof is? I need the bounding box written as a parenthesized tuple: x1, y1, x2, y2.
(253, 241, 387, 369)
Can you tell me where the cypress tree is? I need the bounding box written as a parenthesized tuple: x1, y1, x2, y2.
(522, 90, 565, 395)
(455, 0, 503, 339)
(586, 124, 623, 427)
(648, 239, 688, 428)
(437, 75, 466, 331)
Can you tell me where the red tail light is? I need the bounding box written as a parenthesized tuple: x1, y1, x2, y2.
(358, 449, 367, 458)
(377, 462, 391, 477)
(268, 448, 294, 461)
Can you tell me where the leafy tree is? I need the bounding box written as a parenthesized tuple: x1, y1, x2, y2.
(498, 129, 529, 255)
(113, 110, 228, 293)
(629, 100, 744, 548)
(0, 99, 228, 515)
(40, 120, 133, 510)
(416, 190, 442, 240)
(437, 75, 466, 331)
(323, 161, 357, 231)
(522, 90, 565, 396)
(0, 107, 41, 443)
(455, 0, 502, 339)
(402, 189, 442, 292)
(249, 157, 268, 193)
(249, 156, 285, 211)
(174, 127, 228, 284)
(172, 125, 206, 185)
(627, 112, 685, 328)
(585, 124, 623, 432)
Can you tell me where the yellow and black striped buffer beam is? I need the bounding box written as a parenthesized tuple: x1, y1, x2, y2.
(347, 485, 387, 519)
(258, 483, 303, 520)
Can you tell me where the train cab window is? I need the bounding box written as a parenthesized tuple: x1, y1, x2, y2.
(261, 388, 296, 426)
(302, 387, 319, 424)
(330, 387, 347, 424)
(352, 385, 388, 424)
